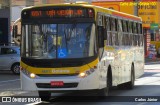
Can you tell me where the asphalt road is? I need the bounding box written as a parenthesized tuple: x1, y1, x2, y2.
(0, 63, 160, 105)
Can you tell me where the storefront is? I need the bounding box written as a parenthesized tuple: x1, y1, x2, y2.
(92, 0, 160, 57)
(0, 0, 10, 44)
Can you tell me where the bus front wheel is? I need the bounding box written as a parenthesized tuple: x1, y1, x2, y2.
(98, 70, 112, 96)
(38, 91, 51, 101)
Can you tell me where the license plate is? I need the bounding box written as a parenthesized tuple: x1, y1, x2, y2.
(50, 81, 64, 86)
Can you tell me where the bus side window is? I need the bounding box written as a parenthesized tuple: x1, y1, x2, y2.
(118, 19, 123, 32)
(122, 20, 127, 32)
(136, 23, 140, 46)
(104, 16, 110, 45)
(111, 18, 116, 31)
(139, 23, 143, 46)
(132, 22, 134, 33)
(133, 22, 137, 46)
(103, 16, 107, 40)
(126, 20, 130, 46)
(111, 17, 116, 46)
(107, 17, 112, 46)
(97, 13, 105, 48)
(128, 21, 133, 46)
(137, 23, 141, 46)
(128, 21, 132, 33)
(138, 23, 141, 34)
(122, 20, 127, 46)
(115, 18, 118, 31)
(107, 17, 111, 31)
(140, 23, 142, 34)
(126, 21, 129, 32)
(115, 18, 119, 46)
(133, 22, 138, 34)
(131, 21, 134, 46)
(118, 19, 123, 46)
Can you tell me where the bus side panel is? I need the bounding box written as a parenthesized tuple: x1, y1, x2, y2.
(134, 46, 144, 79)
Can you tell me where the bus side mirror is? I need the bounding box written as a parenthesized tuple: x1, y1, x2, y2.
(98, 26, 104, 48)
(12, 25, 18, 38)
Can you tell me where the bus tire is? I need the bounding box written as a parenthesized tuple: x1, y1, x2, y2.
(98, 69, 112, 96)
(118, 65, 135, 89)
(125, 65, 135, 89)
(38, 91, 51, 101)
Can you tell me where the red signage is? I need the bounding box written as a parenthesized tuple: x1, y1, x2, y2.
(51, 81, 64, 86)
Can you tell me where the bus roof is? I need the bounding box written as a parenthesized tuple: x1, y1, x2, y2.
(22, 3, 141, 21)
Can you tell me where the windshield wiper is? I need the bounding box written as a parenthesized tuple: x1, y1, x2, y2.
(64, 29, 69, 53)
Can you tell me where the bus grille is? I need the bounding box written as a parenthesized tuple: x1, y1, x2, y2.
(36, 83, 78, 88)
(36, 74, 78, 77)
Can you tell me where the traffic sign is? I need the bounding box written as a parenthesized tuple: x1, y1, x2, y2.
(150, 23, 159, 30)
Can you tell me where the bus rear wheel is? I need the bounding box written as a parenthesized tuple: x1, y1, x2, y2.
(118, 65, 135, 89)
(38, 91, 51, 101)
(125, 65, 135, 89)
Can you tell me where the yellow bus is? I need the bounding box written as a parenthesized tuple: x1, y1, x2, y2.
(20, 2, 144, 100)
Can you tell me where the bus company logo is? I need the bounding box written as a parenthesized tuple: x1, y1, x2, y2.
(52, 70, 70, 73)
(42, 70, 51, 73)
(2, 97, 11, 102)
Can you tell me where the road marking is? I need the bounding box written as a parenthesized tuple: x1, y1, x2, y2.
(145, 69, 160, 72)
(0, 79, 20, 83)
(26, 101, 43, 105)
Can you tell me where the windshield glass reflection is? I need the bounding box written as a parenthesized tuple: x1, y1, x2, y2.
(22, 23, 97, 59)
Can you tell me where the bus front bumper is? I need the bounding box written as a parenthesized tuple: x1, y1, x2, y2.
(20, 71, 100, 91)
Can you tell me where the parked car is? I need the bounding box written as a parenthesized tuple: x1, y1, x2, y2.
(0, 45, 20, 74)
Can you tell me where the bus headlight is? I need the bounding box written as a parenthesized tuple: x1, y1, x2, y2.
(79, 68, 95, 78)
(21, 67, 36, 79)
(79, 72, 87, 78)
(30, 73, 36, 79)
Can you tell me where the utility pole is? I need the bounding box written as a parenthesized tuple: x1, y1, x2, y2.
(42, 0, 47, 4)
(26, 0, 34, 6)
(134, 0, 138, 16)
(9, 0, 12, 43)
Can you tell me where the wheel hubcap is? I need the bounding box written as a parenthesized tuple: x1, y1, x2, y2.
(14, 65, 20, 73)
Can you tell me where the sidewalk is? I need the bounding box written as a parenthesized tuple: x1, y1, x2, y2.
(145, 57, 160, 64)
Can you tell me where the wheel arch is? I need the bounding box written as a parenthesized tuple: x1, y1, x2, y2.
(107, 65, 112, 87)
(131, 62, 135, 74)
(11, 62, 20, 70)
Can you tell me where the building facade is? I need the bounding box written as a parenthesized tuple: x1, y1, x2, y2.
(92, 0, 160, 56)
(0, 0, 10, 44)
(1, 0, 160, 53)
(0, 0, 66, 44)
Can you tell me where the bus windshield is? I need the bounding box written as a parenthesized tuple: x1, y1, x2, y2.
(21, 23, 97, 59)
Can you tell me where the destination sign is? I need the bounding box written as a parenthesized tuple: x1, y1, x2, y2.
(22, 7, 94, 19)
